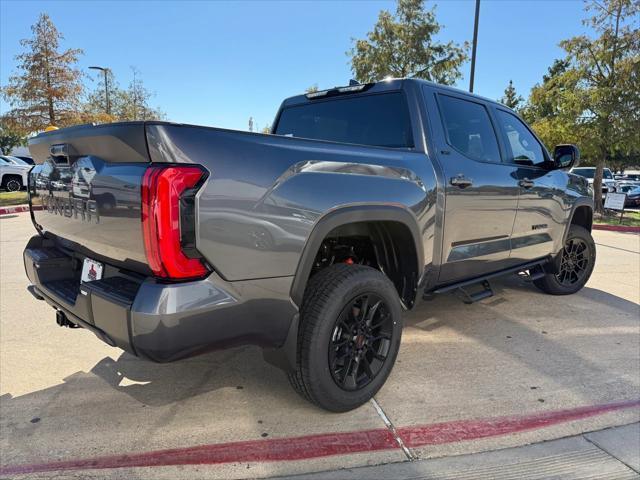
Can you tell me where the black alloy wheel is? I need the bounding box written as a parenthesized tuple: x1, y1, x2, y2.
(288, 264, 403, 412)
(329, 293, 394, 391)
(556, 238, 590, 286)
(533, 224, 596, 295)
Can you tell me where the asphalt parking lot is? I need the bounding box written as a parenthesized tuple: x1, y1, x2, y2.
(1, 212, 638, 479)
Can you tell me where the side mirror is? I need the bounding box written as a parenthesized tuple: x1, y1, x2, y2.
(553, 144, 579, 170)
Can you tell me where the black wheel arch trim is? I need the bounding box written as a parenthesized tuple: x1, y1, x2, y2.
(289, 204, 424, 308)
(565, 197, 594, 242)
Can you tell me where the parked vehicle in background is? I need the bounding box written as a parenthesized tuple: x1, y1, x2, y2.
(570, 167, 617, 197)
(13, 155, 35, 165)
(619, 170, 640, 185)
(622, 186, 640, 208)
(617, 183, 640, 194)
(23, 79, 595, 412)
(0, 155, 30, 191)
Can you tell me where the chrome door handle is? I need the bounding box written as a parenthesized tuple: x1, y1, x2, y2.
(450, 175, 473, 188)
(519, 178, 535, 189)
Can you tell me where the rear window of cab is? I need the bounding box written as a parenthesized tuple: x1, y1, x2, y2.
(274, 92, 414, 149)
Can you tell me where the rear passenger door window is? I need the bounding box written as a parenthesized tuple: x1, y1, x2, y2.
(495, 110, 546, 167)
(437, 94, 501, 163)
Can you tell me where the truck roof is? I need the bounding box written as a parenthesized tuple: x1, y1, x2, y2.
(280, 78, 504, 108)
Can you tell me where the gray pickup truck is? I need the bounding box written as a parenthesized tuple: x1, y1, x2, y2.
(24, 79, 595, 412)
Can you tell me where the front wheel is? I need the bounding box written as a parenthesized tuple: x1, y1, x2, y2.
(288, 264, 403, 412)
(534, 225, 596, 295)
(3, 177, 22, 192)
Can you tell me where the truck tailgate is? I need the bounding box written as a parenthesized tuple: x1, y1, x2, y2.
(28, 123, 151, 273)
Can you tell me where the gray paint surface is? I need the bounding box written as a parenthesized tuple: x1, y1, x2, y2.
(24, 78, 592, 362)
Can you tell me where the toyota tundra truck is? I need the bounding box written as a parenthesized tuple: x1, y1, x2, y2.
(24, 79, 595, 412)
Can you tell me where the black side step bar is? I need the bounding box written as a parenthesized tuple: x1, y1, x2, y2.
(456, 279, 494, 304)
(425, 258, 550, 303)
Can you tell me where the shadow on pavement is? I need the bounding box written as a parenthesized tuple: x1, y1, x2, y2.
(89, 346, 293, 407)
(401, 275, 639, 409)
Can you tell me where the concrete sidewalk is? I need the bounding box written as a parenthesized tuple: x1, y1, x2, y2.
(279, 422, 640, 479)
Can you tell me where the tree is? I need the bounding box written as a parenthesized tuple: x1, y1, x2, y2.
(83, 66, 164, 122)
(2, 13, 84, 134)
(499, 80, 524, 111)
(524, 59, 595, 166)
(305, 84, 319, 93)
(0, 116, 26, 155)
(348, 0, 467, 84)
(527, 0, 640, 213)
(83, 68, 118, 122)
(119, 67, 164, 121)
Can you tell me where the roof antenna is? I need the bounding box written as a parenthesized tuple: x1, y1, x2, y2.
(349, 79, 360, 86)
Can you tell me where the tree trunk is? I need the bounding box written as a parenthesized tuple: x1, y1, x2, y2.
(48, 98, 55, 124)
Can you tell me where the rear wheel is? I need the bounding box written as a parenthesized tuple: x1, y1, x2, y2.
(534, 225, 596, 295)
(288, 264, 402, 412)
(2, 176, 22, 192)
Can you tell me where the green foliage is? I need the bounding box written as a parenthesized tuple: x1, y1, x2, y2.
(0, 191, 29, 207)
(499, 80, 524, 111)
(0, 116, 26, 155)
(1, 13, 84, 134)
(306, 84, 319, 93)
(348, 0, 467, 84)
(526, 0, 640, 211)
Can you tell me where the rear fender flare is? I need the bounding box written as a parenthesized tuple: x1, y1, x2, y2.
(290, 204, 424, 307)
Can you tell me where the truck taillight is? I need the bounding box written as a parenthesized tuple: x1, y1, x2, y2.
(141, 165, 209, 280)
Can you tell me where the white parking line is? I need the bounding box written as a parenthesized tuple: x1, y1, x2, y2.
(371, 397, 416, 461)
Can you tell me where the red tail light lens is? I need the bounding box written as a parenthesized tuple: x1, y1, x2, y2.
(141, 165, 209, 280)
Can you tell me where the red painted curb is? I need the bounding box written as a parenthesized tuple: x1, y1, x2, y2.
(593, 223, 640, 233)
(1, 399, 637, 476)
(0, 204, 41, 215)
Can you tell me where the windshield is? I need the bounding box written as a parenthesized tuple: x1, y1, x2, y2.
(572, 169, 594, 179)
(4, 156, 29, 166)
(571, 168, 613, 180)
(618, 184, 637, 193)
(275, 92, 414, 148)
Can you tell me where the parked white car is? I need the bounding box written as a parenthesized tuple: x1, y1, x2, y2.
(0, 155, 31, 192)
(570, 167, 618, 198)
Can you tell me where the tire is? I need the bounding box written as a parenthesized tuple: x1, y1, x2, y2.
(288, 264, 403, 412)
(2, 176, 22, 192)
(534, 225, 596, 295)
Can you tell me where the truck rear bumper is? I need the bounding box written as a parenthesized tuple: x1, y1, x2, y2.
(24, 235, 297, 362)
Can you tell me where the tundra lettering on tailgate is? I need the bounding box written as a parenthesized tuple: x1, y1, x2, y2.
(41, 194, 100, 224)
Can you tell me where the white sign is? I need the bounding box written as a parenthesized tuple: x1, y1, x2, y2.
(81, 258, 103, 283)
(604, 192, 626, 211)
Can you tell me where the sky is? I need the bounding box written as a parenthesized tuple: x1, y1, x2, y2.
(1, 0, 591, 132)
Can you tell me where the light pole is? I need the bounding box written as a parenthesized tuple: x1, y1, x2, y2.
(89, 66, 111, 115)
(469, 0, 481, 93)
